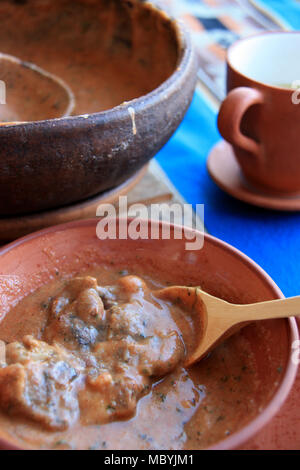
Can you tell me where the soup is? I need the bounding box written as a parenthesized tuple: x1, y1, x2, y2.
(0, 265, 280, 449)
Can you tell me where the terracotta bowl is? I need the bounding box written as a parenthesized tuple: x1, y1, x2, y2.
(0, 0, 197, 216)
(0, 53, 75, 123)
(0, 219, 297, 450)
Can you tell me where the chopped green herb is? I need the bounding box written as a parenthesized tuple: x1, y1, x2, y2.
(216, 415, 225, 422)
(53, 440, 69, 447)
(82, 21, 92, 33)
(220, 375, 229, 383)
(106, 404, 116, 412)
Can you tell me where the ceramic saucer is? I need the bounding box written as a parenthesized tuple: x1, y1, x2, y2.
(207, 140, 300, 211)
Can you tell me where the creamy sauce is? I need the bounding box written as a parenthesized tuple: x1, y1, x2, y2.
(0, 265, 279, 450)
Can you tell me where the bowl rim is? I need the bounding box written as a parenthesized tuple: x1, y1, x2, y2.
(0, 1, 192, 130)
(0, 217, 298, 450)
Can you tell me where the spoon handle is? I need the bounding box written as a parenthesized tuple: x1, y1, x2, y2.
(229, 296, 300, 325)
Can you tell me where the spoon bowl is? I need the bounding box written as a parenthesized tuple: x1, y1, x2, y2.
(158, 285, 300, 366)
(0, 53, 74, 123)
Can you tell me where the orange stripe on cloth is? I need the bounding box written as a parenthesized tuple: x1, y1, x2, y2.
(203, 0, 219, 7)
(181, 13, 204, 32)
(219, 15, 241, 33)
(208, 43, 226, 60)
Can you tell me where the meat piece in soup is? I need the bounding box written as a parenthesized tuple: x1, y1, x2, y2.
(0, 336, 85, 430)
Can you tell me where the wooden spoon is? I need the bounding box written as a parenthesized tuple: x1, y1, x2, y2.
(156, 286, 300, 366)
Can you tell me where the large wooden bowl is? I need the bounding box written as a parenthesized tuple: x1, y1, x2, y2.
(0, 0, 197, 215)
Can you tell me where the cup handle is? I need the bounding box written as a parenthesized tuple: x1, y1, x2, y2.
(217, 87, 263, 157)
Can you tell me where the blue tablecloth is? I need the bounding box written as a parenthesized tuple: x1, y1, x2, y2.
(254, 0, 300, 29)
(156, 1, 300, 298)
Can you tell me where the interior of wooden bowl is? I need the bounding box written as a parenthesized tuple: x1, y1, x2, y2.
(0, 0, 181, 116)
(0, 220, 294, 449)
